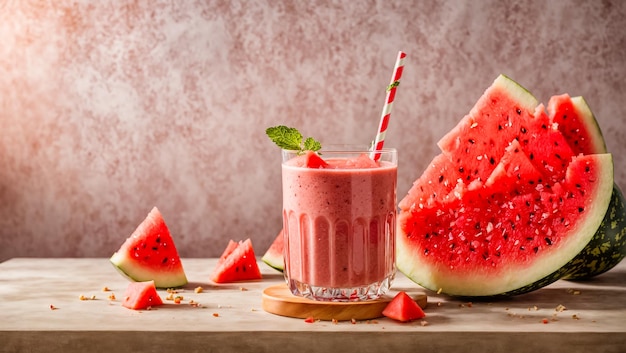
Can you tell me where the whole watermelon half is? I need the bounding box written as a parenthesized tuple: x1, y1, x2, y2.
(397, 75, 623, 297)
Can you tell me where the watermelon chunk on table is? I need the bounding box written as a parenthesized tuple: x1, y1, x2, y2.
(122, 280, 163, 310)
(382, 291, 426, 322)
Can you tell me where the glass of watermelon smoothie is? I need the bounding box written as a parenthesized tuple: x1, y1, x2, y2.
(281, 145, 397, 301)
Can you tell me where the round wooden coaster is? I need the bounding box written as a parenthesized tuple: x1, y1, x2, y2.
(262, 284, 427, 321)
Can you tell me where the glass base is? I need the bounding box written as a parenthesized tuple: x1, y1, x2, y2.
(286, 273, 395, 302)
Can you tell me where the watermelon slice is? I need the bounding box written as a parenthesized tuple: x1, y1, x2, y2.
(261, 230, 284, 272)
(382, 291, 426, 322)
(548, 94, 607, 155)
(110, 207, 188, 289)
(122, 280, 163, 310)
(397, 75, 616, 297)
(211, 238, 262, 283)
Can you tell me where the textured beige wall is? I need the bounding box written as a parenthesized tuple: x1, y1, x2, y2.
(1, 0, 625, 262)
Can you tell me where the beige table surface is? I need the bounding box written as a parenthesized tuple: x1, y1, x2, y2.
(1, 257, 625, 353)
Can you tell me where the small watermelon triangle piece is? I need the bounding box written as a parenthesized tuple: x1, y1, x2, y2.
(211, 239, 262, 283)
(382, 291, 426, 322)
(484, 138, 544, 196)
(548, 94, 607, 155)
(122, 280, 163, 310)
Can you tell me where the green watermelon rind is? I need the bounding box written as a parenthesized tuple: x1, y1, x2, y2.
(492, 74, 539, 111)
(111, 252, 188, 289)
(261, 231, 285, 272)
(561, 183, 626, 280)
(261, 252, 284, 272)
(396, 153, 614, 298)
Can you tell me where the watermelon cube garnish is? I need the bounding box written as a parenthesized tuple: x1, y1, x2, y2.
(382, 291, 426, 322)
(303, 151, 329, 168)
(288, 151, 329, 169)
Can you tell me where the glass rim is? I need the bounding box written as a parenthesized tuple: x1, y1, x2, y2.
(282, 144, 397, 154)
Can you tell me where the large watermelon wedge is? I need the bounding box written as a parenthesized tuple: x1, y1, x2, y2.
(110, 207, 188, 289)
(397, 75, 617, 297)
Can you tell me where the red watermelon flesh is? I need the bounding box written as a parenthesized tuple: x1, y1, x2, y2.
(437, 76, 539, 190)
(211, 238, 262, 283)
(218, 240, 239, 266)
(110, 207, 187, 289)
(122, 280, 163, 310)
(397, 75, 614, 296)
(398, 153, 464, 211)
(382, 291, 426, 322)
(548, 94, 607, 155)
(484, 138, 544, 196)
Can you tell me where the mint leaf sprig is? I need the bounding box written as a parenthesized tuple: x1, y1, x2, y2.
(266, 125, 322, 154)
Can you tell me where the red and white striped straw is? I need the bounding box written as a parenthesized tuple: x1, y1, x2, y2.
(371, 51, 406, 161)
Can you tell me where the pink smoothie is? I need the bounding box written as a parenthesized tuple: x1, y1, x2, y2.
(282, 152, 397, 292)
